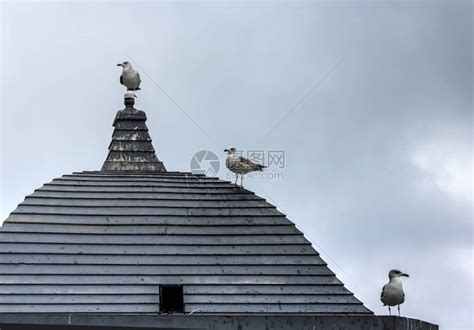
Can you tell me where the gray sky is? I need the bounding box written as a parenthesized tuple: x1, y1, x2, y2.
(1, 1, 472, 328)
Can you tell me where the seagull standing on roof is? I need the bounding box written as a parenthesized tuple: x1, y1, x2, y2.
(381, 269, 409, 316)
(224, 147, 266, 187)
(117, 61, 141, 96)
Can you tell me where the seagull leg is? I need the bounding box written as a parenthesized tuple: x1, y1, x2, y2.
(241, 175, 244, 187)
(388, 306, 391, 316)
(398, 305, 400, 317)
(234, 174, 238, 185)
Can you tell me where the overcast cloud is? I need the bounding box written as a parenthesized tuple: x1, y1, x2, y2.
(1, 1, 472, 328)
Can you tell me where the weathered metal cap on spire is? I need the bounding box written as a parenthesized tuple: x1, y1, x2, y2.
(101, 96, 166, 172)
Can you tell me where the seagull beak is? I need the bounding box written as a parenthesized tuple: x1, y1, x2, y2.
(117, 64, 123, 67)
(224, 149, 229, 153)
(400, 273, 409, 277)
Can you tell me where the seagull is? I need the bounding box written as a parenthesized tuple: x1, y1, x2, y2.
(224, 147, 266, 187)
(117, 61, 141, 96)
(381, 269, 409, 316)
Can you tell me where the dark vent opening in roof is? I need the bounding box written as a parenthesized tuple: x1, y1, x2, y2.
(160, 285, 184, 314)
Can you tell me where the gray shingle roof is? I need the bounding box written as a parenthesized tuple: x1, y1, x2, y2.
(0, 171, 371, 314)
(0, 97, 372, 315)
(101, 97, 166, 172)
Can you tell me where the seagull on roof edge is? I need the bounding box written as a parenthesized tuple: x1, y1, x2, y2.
(117, 61, 141, 97)
(381, 269, 409, 316)
(224, 147, 266, 187)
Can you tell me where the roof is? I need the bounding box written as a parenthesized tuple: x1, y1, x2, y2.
(0, 314, 439, 330)
(101, 96, 166, 172)
(0, 97, 372, 315)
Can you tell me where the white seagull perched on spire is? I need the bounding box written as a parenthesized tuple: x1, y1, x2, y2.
(117, 61, 141, 96)
(381, 269, 409, 316)
(224, 147, 266, 187)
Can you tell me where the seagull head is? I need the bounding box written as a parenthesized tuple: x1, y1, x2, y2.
(388, 269, 409, 280)
(224, 147, 237, 155)
(117, 61, 132, 69)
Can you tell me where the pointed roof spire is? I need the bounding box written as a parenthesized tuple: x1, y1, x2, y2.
(101, 95, 166, 172)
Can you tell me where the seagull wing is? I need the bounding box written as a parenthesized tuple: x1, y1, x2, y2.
(239, 156, 266, 169)
(134, 71, 141, 90)
(238, 156, 256, 166)
(381, 284, 387, 304)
